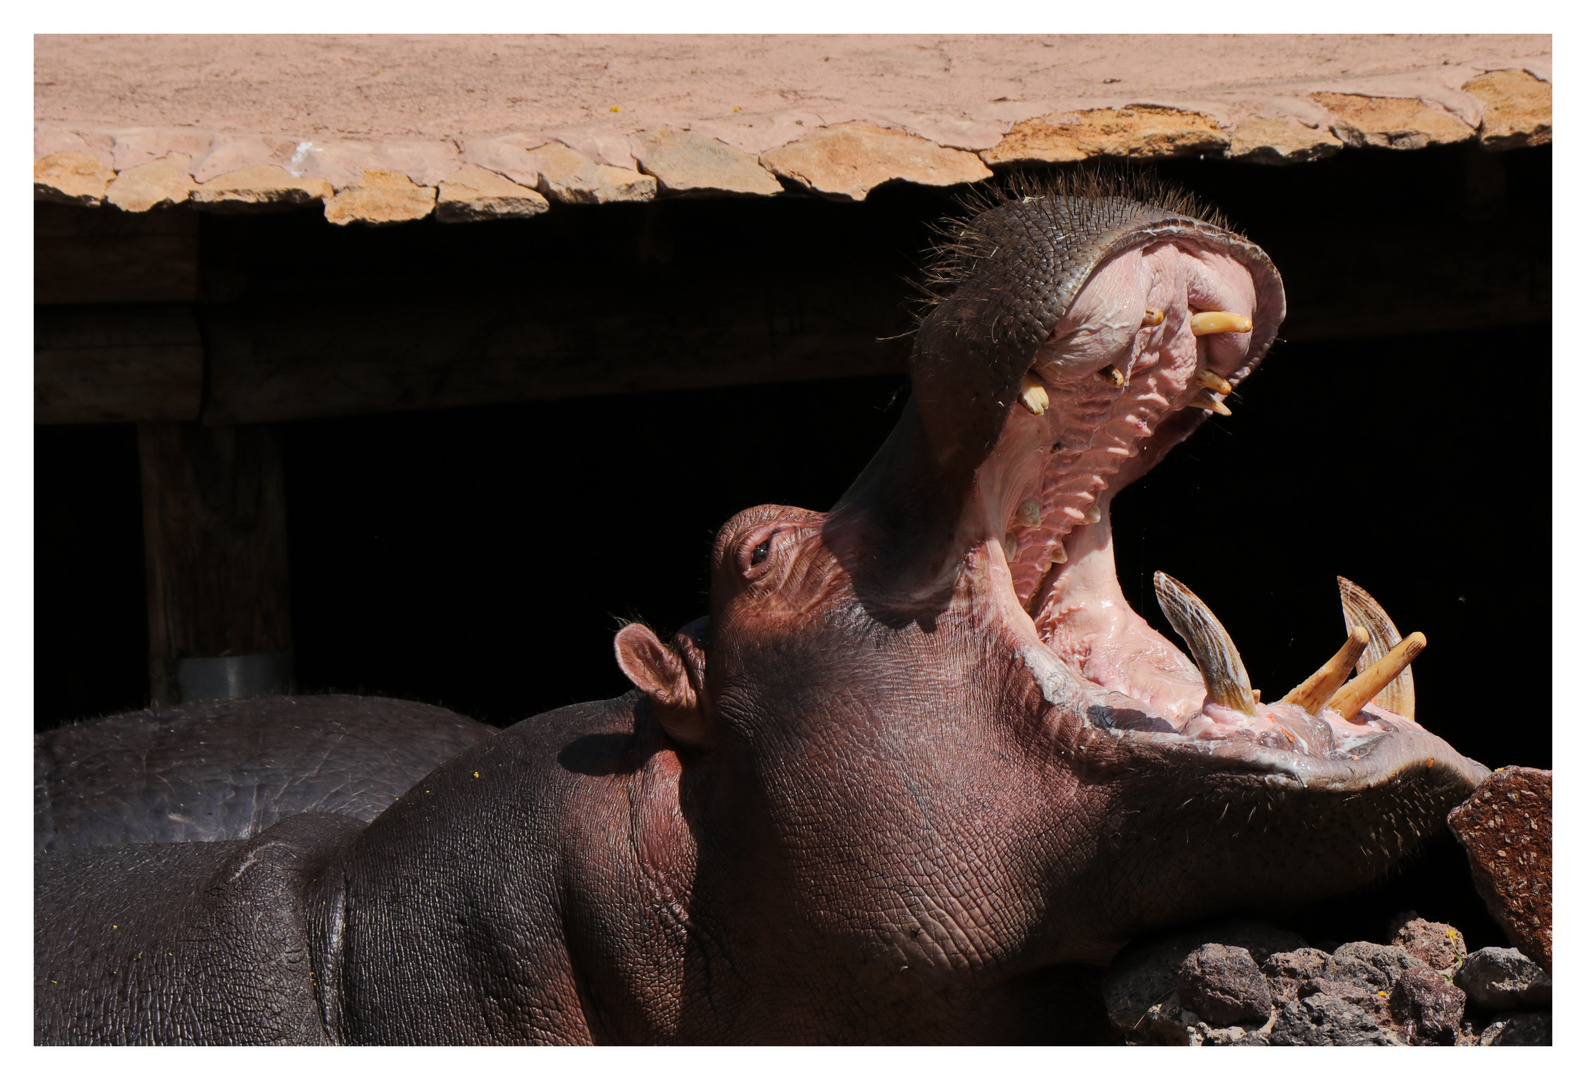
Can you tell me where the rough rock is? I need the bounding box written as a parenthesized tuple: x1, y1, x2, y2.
(34, 151, 115, 205)
(1477, 1011, 1552, 1046)
(761, 122, 991, 202)
(435, 166, 549, 222)
(1176, 945, 1272, 1028)
(631, 127, 783, 197)
(188, 164, 334, 208)
(1446, 766, 1552, 971)
(982, 106, 1229, 166)
(1300, 978, 1394, 1028)
(528, 142, 655, 204)
(1464, 69, 1552, 150)
(105, 153, 193, 213)
(323, 169, 437, 226)
(1103, 920, 1305, 1040)
(1390, 916, 1466, 975)
(1226, 116, 1344, 164)
(1455, 947, 1552, 1012)
(1309, 92, 1475, 150)
(1325, 941, 1426, 992)
(1267, 994, 1407, 1046)
(1388, 966, 1465, 1045)
(1260, 947, 1330, 982)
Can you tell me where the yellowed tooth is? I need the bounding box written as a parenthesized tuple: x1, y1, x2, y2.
(1328, 632, 1427, 722)
(1096, 364, 1126, 388)
(1190, 311, 1253, 336)
(1190, 388, 1233, 416)
(1142, 307, 1165, 327)
(1082, 503, 1102, 524)
(1003, 532, 1018, 558)
(1279, 627, 1370, 715)
(1018, 373, 1049, 415)
(1338, 577, 1416, 719)
(1051, 541, 1067, 565)
(1153, 571, 1259, 715)
(1016, 500, 1042, 527)
(1194, 368, 1234, 395)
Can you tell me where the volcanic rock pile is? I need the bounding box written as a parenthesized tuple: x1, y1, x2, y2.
(1102, 916, 1551, 1045)
(1105, 767, 1553, 1046)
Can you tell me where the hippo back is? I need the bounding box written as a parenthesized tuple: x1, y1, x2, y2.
(35, 694, 496, 853)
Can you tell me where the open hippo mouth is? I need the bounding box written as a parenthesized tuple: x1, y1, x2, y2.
(846, 176, 1489, 806)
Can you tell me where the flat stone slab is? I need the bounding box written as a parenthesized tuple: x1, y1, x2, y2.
(105, 153, 193, 213)
(323, 169, 436, 226)
(436, 165, 550, 222)
(984, 105, 1228, 165)
(189, 164, 333, 208)
(632, 127, 782, 197)
(35, 151, 115, 205)
(761, 122, 991, 201)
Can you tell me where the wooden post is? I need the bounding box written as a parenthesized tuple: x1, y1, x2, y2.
(138, 422, 294, 705)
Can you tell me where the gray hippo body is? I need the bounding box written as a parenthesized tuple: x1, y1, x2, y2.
(36, 695, 494, 853)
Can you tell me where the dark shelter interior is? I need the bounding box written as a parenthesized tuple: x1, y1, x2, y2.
(36, 141, 1550, 953)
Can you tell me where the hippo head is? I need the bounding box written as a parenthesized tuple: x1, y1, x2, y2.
(615, 178, 1489, 986)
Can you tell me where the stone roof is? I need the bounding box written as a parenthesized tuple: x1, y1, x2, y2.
(36, 34, 1551, 223)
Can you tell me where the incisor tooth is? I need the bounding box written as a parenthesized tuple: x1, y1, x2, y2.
(1329, 632, 1427, 721)
(1143, 307, 1165, 327)
(1190, 311, 1253, 336)
(1190, 389, 1233, 416)
(1338, 576, 1416, 719)
(1195, 368, 1234, 395)
(1016, 500, 1042, 527)
(1097, 364, 1126, 388)
(1153, 572, 1259, 715)
(1279, 627, 1370, 715)
(1018, 374, 1049, 415)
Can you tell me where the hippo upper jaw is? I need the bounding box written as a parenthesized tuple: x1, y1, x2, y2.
(818, 180, 1490, 950)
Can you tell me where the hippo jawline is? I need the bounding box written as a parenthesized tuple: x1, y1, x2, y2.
(872, 191, 1489, 804)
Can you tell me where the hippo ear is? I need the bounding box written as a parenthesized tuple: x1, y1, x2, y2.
(614, 623, 710, 750)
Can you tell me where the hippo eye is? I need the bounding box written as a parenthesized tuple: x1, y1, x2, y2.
(751, 538, 771, 566)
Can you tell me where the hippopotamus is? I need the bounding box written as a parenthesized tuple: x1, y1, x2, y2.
(34, 695, 496, 853)
(35, 176, 1489, 1044)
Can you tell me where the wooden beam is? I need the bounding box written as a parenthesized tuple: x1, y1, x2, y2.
(138, 422, 294, 705)
(35, 203, 199, 305)
(35, 305, 204, 423)
(198, 271, 914, 424)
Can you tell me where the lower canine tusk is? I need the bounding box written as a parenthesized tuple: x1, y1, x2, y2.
(1195, 368, 1234, 395)
(1190, 311, 1253, 336)
(1153, 571, 1259, 715)
(1279, 627, 1369, 715)
(1338, 576, 1416, 719)
(1190, 389, 1233, 416)
(1018, 374, 1049, 415)
(1328, 632, 1427, 721)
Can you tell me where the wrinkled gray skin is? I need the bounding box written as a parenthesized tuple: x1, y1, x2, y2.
(35, 186, 1489, 1044)
(35, 695, 494, 853)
